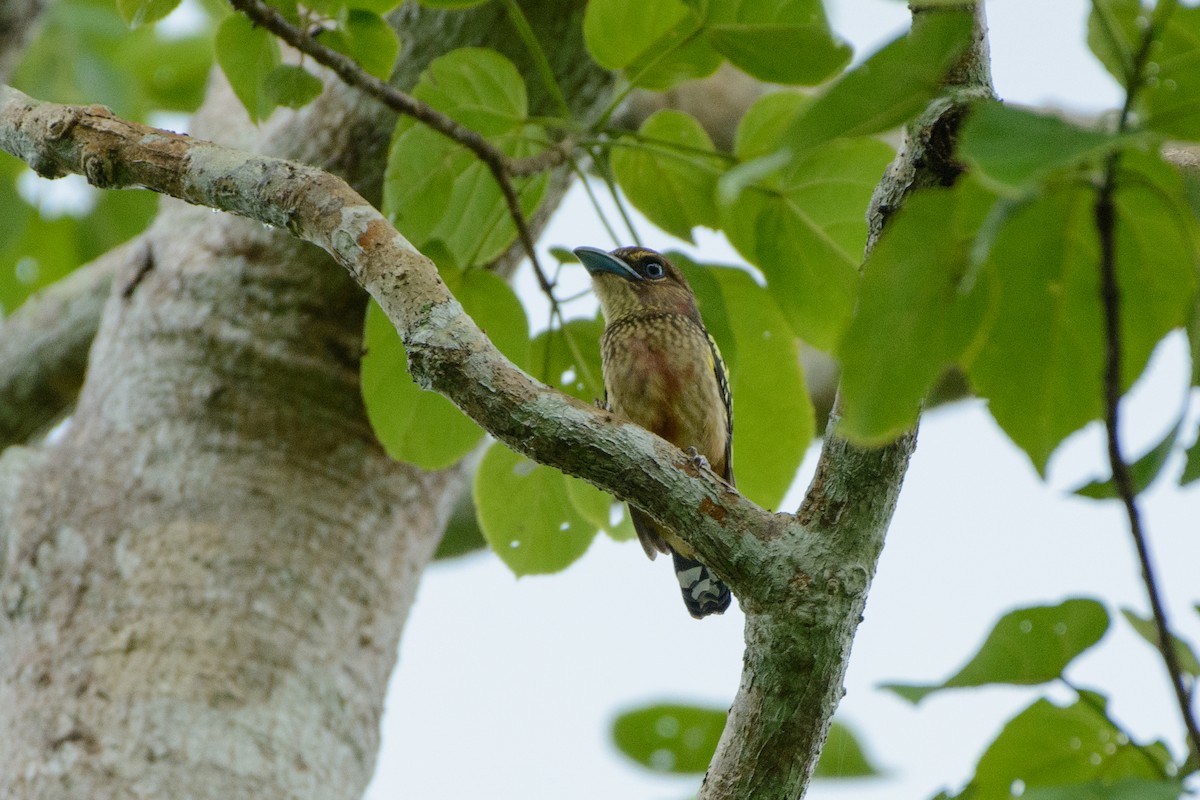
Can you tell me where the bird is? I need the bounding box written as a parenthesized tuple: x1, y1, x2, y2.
(573, 245, 733, 619)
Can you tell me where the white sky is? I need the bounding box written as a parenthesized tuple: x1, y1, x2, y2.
(367, 2, 1199, 799)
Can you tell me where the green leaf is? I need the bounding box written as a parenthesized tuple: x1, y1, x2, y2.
(1090, 1, 1200, 139)
(702, 261, 814, 508)
(361, 269, 529, 469)
(1023, 779, 1185, 800)
(720, 137, 894, 350)
(383, 48, 549, 269)
(611, 110, 723, 242)
(316, 10, 400, 80)
(779, 10, 973, 159)
(960, 103, 1129, 193)
(583, 0, 720, 90)
(733, 91, 809, 162)
(1073, 416, 1184, 498)
(1111, 151, 1200, 384)
(813, 721, 882, 779)
(838, 181, 996, 444)
(116, 0, 180, 28)
(965, 184, 1104, 472)
(14, 0, 213, 118)
(115, 32, 213, 112)
(529, 317, 606, 403)
(705, 0, 851, 85)
(1120, 607, 1200, 677)
(882, 599, 1110, 704)
(215, 13, 281, 122)
(564, 473, 615, 533)
(965, 695, 1174, 800)
(416, 0, 489, 6)
(612, 703, 726, 773)
(264, 65, 323, 109)
(613, 704, 878, 779)
(474, 444, 599, 575)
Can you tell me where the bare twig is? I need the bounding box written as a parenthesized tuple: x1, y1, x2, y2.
(225, 0, 560, 297)
(1093, 0, 1200, 763)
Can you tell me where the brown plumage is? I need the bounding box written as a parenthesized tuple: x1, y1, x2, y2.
(574, 245, 733, 619)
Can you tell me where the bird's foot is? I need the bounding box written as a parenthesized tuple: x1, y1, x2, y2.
(684, 446, 711, 472)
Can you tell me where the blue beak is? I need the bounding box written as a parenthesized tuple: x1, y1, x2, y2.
(573, 246, 640, 280)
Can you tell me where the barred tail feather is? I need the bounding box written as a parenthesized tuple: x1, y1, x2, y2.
(671, 550, 731, 619)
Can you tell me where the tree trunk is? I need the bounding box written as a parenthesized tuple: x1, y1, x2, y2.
(0, 3, 609, 797)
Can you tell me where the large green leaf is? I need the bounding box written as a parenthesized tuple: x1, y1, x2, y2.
(720, 138, 894, 350)
(960, 103, 1129, 194)
(583, 0, 720, 90)
(384, 48, 549, 270)
(882, 599, 1110, 704)
(964, 695, 1175, 800)
(778, 10, 972, 158)
(968, 149, 1197, 472)
(838, 181, 995, 444)
(215, 13, 281, 123)
(474, 444, 599, 575)
(704, 0, 851, 85)
(965, 184, 1104, 473)
(611, 110, 723, 242)
(703, 262, 813, 509)
(1089, 0, 1200, 140)
(361, 268, 529, 470)
(1110, 151, 1200, 385)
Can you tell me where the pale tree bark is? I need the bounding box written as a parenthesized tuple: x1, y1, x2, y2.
(0, 3, 1002, 800)
(0, 2, 610, 798)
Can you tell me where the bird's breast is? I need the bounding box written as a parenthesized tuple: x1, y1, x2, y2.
(600, 314, 727, 471)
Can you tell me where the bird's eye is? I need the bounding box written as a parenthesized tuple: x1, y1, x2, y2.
(644, 261, 666, 279)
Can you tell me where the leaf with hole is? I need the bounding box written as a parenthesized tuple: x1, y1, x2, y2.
(474, 444, 599, 575)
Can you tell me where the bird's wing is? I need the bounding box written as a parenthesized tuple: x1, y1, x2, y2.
(704, 328, 734, 486)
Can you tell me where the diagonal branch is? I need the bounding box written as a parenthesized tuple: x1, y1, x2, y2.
(0, 83, 787, 594)
(226, 0, 563, 298)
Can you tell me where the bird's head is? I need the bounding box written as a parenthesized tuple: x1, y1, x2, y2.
(573, 246, 701, 324)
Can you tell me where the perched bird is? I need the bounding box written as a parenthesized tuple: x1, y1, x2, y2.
(573, 245, 733, 619)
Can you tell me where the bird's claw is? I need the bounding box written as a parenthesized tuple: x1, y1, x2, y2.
(685, 446, 711, 472)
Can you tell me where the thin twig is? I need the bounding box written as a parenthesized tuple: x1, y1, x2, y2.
(1094, 0, 1200, 762)
(225, 0, 559, 297)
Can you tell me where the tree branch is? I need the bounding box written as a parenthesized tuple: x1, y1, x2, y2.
(0, 244, 126, 449)
(700, 5, 994, 798)
(0, 84, 793, 597)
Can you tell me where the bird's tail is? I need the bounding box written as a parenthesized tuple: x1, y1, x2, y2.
(671, 550, 731, 619)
